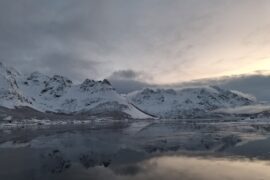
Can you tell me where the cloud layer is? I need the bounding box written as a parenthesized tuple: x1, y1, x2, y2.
(1, 0, 270, 84)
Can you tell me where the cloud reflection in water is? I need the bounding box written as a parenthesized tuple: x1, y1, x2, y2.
(59, 155, 270, 180)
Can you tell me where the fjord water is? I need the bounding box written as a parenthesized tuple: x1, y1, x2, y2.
(0, 119, 270, 180)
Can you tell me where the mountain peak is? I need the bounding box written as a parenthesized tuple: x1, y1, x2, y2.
(80, 78, 113, 92)
(102, 79, 111, 86)
(0, 62, 21, 77)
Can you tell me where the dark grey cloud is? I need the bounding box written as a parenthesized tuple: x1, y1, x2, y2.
(108, 69, 153, 93)
(218, 75, 270, 102)
(109, 70, 152, 81)
(0, 0, 121, 80)
(110, 70, 141, 80)
(109, 79, 151, 94)
(36, 52, 100, 82)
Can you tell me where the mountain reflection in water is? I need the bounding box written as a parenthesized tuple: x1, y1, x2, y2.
(0, 148, 269, 180)
(1, 120, 270, 180)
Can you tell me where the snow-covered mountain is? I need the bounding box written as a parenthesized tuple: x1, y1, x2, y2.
(0, 62, 149, 119)
(0, 62, 32, 108)
(127, 86, 256, 118)
(0, 62, 260, 119)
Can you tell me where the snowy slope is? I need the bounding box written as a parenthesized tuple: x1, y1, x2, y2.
(0, 62, 33, 108)
(127, 86, 256, 118)
(0, 63, 150, 119)
(0, 62, 260, 119)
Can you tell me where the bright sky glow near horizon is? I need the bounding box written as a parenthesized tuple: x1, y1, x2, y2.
(0, 0, 270, 84)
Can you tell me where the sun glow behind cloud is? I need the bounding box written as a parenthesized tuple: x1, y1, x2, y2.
(236, 58, 270, 74)
(215, 57, 270, 77)
(153, 57, 270, 85)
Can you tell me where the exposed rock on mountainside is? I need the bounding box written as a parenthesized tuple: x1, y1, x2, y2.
(127, 86, 256, 118)
(0, 62, 149, 119)
(0, 62, 261, 119)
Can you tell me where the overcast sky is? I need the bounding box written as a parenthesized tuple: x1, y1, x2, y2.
(1, 0, 270, 85)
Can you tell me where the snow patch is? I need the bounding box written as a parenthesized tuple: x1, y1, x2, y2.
(215, 104, 270, 114)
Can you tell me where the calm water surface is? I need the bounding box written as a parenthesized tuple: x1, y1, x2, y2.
(0, 147, 269, 180)
(1, 120, 270, 180)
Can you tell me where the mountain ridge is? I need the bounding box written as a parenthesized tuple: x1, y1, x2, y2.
(0, 62, 264, 119)
(0, 62, 150, 119)
(127, 86, 256, 118)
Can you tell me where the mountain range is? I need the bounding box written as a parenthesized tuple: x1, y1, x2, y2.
(0, 62, 268, 119)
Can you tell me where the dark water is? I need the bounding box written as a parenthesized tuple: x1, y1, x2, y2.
(228, 137, 270, 158)
(0, 136, 270, 180)
(0, 147, 270, 180)
(1, 120, 270, 180)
